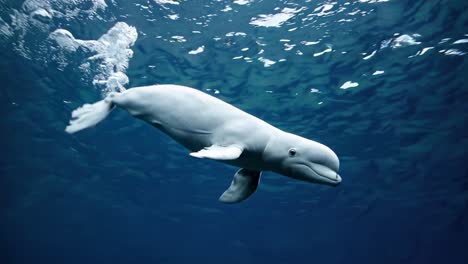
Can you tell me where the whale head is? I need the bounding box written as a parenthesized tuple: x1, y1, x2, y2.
(263, 132, 341, 186)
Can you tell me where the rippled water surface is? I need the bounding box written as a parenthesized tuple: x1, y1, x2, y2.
(1, 0, 468, 263)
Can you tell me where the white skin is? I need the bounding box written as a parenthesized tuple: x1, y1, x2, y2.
(106, 85, 341, 186)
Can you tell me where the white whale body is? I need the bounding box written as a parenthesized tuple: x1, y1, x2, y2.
(66, 85, 341, 203)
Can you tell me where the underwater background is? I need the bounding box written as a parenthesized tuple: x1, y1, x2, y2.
(1, 0, 468, 263)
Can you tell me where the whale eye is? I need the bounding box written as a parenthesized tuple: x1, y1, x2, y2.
(288, 148, 297, 157)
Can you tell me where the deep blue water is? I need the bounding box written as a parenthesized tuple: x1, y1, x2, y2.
(1, 0, 468, 263)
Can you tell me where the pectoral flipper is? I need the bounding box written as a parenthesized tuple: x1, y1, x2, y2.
(219, 168, 261, 203)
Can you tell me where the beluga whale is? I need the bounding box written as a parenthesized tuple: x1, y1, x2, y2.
(66, 85, 341, 203)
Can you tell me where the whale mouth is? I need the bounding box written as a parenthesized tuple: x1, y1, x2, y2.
(294, 163, 341, 186)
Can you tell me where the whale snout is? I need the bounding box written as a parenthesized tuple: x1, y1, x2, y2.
(330, 173, 342, 186)
(308, 162, 341, 186)
(287, 162, 341, 187)
(317, 171, 341, 187)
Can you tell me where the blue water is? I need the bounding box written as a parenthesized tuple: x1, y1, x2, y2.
(1, 0, 468, 263)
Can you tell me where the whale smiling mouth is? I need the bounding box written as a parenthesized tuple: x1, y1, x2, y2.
(294, 163, 341, 186)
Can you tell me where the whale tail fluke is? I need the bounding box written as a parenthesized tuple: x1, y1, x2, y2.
(65, 98, 115, 134)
